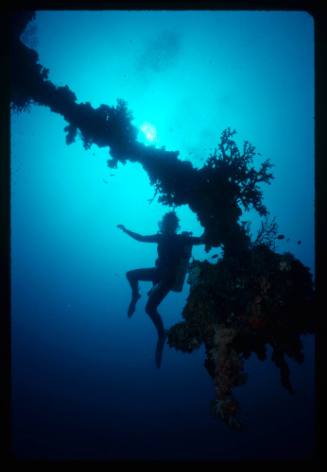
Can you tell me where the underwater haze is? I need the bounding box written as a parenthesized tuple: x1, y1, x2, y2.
(11, 10, 314, 460)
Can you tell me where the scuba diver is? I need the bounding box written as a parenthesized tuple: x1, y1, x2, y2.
(117, 211, 205, 368)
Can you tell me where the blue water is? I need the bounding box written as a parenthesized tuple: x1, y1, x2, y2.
(11, 10, 315, 460)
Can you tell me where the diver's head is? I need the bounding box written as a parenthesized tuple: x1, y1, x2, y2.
(159, 211, 180, 235)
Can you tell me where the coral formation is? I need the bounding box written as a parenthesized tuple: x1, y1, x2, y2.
(168, 234, 314, 429)
(10, 12, 273, 254)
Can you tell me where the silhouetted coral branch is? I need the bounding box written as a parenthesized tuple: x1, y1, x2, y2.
(11, 12, 273, 255)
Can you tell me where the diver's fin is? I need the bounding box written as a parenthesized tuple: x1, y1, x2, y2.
(155, 331, 167, 368)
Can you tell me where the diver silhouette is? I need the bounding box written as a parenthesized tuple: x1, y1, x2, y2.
(117, 211, 205, 368)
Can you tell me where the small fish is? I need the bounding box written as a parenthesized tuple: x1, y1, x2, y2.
(277, 234, 285, 240)
(297, 240, 302, 245)
(211, 254, 219, 259)
(109, 174, 115, 177)
(103, 179, 108, 184)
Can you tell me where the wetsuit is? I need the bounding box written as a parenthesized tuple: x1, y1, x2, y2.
(126, 232, 203, 313)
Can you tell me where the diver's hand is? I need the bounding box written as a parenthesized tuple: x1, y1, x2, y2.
(117, 224, 126, 231)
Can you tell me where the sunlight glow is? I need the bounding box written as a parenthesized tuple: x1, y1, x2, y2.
(140, 122, 157, 142)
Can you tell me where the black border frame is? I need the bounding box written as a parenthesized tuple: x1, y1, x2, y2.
(1, 0, 325, 466)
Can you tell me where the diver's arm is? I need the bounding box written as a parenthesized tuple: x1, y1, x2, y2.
(188, 233, 206, 245)
(117, 225, 159, 242)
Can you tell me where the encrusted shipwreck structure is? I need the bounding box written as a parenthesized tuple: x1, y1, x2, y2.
(10, 11, 315, 431)
(168, 240, 314, 430)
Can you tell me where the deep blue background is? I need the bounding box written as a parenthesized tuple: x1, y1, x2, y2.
(11, 11, 314, 460)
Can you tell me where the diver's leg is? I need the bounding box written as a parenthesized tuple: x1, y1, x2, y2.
(126, 268, 157, 317)
(145, 281, 172, 368)
(145, 281, 171, 334)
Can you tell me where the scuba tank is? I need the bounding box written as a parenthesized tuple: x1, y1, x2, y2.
(171, 232, 193, 292)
